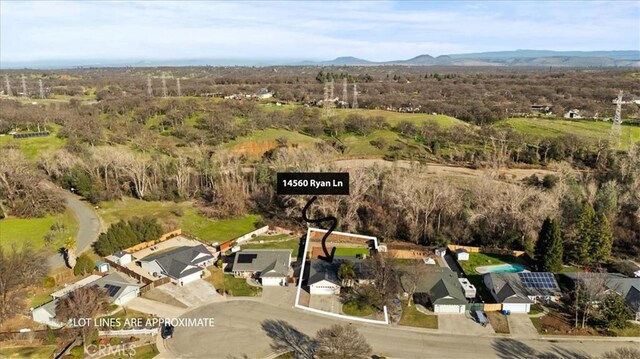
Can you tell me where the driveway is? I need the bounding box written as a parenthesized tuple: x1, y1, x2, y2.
(124, 297, 187, 318)
(438, 313, 495, 336)
(508, 314, 539, 338)
(308, 294, 342, 314)
(261, 285, 297, 308)
(167, 300, 634, 359)
(155, 280, 223, 308)
(48, 192, 102, 269)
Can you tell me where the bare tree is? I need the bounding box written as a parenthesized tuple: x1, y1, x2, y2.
(362, 253, 400, 307)
(0, 244, 48, 324)
(600, 347, 640, 359)
(56, 286, 110, 351)
(314, 324, 372, 359)
(572, 271, 609, 328)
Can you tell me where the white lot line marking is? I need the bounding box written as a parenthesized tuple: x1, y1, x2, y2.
(294, 227, 389, 325)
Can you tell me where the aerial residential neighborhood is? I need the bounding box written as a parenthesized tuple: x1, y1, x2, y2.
(1, 1, 640, 359)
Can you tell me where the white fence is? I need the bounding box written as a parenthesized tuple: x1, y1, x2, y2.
(235, 226, 269, 244)
(98, 328, 158, 336)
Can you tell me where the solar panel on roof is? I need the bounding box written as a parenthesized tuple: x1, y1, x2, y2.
(104, 284, 121, 297)
(237, 253, 258, 264)
(518, 272, 558, 289)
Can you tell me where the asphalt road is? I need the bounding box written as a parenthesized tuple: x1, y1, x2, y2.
(47, 193, 101, 269)
(166, 300, 638, 359)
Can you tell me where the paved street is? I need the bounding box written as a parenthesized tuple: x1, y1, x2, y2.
(47, 192, 101, 269)
(166, 300, 638, 359)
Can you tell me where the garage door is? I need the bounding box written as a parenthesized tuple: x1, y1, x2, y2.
(310, 285, 339, 295)
(262, 277, 283, 286)
(502, 303, 530, 313)
(435, 304, 465, 313)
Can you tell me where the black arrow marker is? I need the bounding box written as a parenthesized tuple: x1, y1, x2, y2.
(301, 196, 336, 263)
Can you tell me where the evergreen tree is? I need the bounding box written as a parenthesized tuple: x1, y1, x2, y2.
(600, 292, 633, 329)
(591, 213, 613, 264)
(534, 217, 564, 272)
(571, 203, 596, 265)
(73, 254, 94, 276)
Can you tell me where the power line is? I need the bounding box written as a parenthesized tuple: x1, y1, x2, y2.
(4, 75, 12, 96)
(39, 79, 45, 99)
(147, 75, 153, 97)
(21, 74, 27, 97)
(161, 73, 168, 98)
(176, 78, 182, 97)
(352, 83, 358, 109)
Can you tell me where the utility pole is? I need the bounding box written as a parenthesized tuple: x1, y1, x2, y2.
(352, 83, 358, 109)
(147, 75, 153, 97)
(161, 73, 168, 98)
(176, 78, 182, 97)
(4, 75, 12, 96)
(21, 74, 27, 97)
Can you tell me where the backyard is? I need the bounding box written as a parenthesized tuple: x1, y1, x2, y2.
(457, 252, 529, 303)
(241, 234, 301, 252)
(333, 247, 370, 257)
(398, 302, 439, 329)
(205, 266, 262, 297)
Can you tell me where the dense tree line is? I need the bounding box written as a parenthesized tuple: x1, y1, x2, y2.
(93, 217, 163, 256)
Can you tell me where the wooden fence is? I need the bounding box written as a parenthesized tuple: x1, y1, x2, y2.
(483, 303, 503, 312)
(139, 277, 171, 295)
(447, 244, 526, 258)
(103, 258, 152, 285)
(122, 229, 183, 253)
(387, 249, 430, 259)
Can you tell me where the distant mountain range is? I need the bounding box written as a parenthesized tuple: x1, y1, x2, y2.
(2, 50, 639, 69)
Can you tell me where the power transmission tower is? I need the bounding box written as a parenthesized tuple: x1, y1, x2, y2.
(352, 83, 358, 109)
(21, 75, 27, 97)
(322, 81, 335, 118)
(329, 78, 334, 99)
(161, 73, 168, 98)
(176, 78, 182, 97)
(609, 90, 623, 146)
(342, 77, 348, 104)
(147, 75, 153, 97)
(39, 79, 45, 99)
(4, 75, 12, 96)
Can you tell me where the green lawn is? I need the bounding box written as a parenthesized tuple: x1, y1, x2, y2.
(333, 247, 370, 257)
(101, 344, 159, 359)
(0, 209, 79, 252)
(339, 129, 400, 157)
(98, 198, 261, 242)
(336, 108, 466, 128)
(0, 346, 57, 359)
(205, 266, 262, 297)
(609, 323, 640, 337)
(458, 252, 528, 275)
(398, 302, 438, 329)
(342, 299, 375, 317)
(497, 118, 640, 149)
(30, 293, 53, 308)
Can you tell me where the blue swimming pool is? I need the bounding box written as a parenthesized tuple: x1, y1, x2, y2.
(476, 263, 526, 274)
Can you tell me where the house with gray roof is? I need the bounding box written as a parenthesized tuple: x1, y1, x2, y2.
(402, 267, 468, 313)
(138, 244, 214, 286)
(483, 272, 562, 313)
(32, 272, 141, 328)
(306, 257, 372, 295)
(562, 273, 640, 321)
(231, 249, 292, 286)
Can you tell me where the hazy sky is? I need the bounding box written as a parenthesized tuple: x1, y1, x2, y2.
(1, 0, 639, 63)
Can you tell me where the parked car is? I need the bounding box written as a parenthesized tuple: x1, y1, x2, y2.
(161, 324, 174, 339)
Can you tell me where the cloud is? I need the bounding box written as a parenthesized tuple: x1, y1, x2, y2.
(1, 0, 638, 63)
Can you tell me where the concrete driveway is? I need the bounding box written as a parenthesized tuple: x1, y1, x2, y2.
(155, 280, 223, 308)
(438, 313, 495, 335)
(308, 294, 342, 314)
(125, 297, 187, 318)
(261, 285, 296, 308)
(508, 314, 539, 338)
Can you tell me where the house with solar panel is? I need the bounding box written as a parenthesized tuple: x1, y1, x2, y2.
(231, 249, 292, 286)
(138, 244, 215, 286)
(483, 272, 562, 313)
(31, 273, 140, 328)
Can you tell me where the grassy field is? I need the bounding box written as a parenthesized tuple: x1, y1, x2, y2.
(205, 266, 262, 296)
(30, 293, 54, 308)
(336, 108, 466, 128)
(224, 128, 321, 159)
(342, 299, 375, 317)
(0, 132, 66, 160)
(339, 129, 400, 157)
(98, 198, 261, 242)
(241, 235, 301, 252)
(0, 346, 57, 359)
(609, 323, 640, 337)
(497, 118, 640, 149)
(398, 302, 438, 329)
(0, 209, 79, 252)
(333, 247, 370, 257)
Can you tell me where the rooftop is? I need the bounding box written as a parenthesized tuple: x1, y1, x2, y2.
(232, 249, 292, 277)
(141, 244, 213, 279)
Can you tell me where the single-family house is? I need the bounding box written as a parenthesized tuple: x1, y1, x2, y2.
(256, 88, 273, 99)
(32, 273, 141, 328)
(50, 275, 102, 299)
(138, 245, 215, 286)
(562, 273, 640, 321)
(483, 272, 561, 313)
(403, 268, 468, 313)
(307, 257, 371, 295)
(531, 104, 553, 114)
(113, 250, 132, 265)
(231, 249, 292, 286)
(456, 249, 470, 261)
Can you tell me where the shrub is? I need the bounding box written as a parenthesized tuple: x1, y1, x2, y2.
(369, 138, 387, 149)
(74, 254, 94, 276)
(70, 345, 84, 358)
(43, 276, 56, 288)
